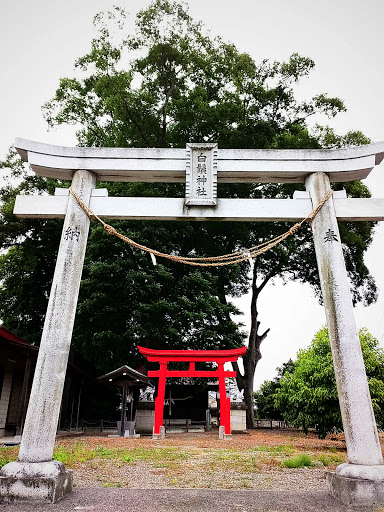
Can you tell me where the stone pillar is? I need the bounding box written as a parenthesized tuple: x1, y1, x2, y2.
(153, 362, 167, 439)
(0, 170, 95, 503)
(306, 172, 384, 508)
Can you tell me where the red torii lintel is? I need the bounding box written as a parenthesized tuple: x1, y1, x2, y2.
(138, 346, 246, 437)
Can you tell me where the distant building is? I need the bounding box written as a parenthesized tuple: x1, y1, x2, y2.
(0, 326, 90, 438)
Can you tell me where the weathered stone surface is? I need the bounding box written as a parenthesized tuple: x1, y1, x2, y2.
(218, 426, 232, 440)
(306, 172, 384, 507)
(136, 408, 155, 434)
(335, 462, 384, 480)
(230, 408, 246, 431)
(14, 138, 384, 183)
(1, 460, 66, 478)
(306, 172, 383, 467)
(185, 143, 218, 206)
(327, 471, 384, 508)
(14, 195, 384, 222)
(0, 461, 72, 503)
(0, 170, 95, 503)
(152, 426, 165, 440)
(17, 170, 96, 464)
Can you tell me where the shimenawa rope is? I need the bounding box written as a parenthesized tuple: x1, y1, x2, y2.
(69, 187, 333, 267)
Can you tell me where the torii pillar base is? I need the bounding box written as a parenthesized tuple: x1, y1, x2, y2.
(327, 464, 384, 508)
(0, 461, 73, 504)
(218, 426, 232, 440)
(152, 426, 166, 440)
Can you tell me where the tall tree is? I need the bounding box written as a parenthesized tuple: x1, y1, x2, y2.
(274, 327, 384, 438)
(0, 1, 377, 423)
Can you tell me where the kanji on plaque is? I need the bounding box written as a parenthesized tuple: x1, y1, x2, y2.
(197, 153, 207, 173)
(185, 143, 217, 206)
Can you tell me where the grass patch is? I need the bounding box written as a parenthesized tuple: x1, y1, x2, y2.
(252, 445, 294, 455)
(53, 443, 95, 465)
(120, 454, 134, 463)
(129, 447, 188, 468)
(281, 454, 313, 468)
(316, 454, 342, 466)
(43, 443, 189, 469)
(0, 446, 18, 468)
(252, 445, 269, 452)
(93, 446, 116, 458)
(52, 443, 135, 466)
(270, 445, 295, 455)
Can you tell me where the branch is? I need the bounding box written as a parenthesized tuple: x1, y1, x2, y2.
(256, 262, 284, 294)
(259, 328, 270, 344)
(105, 72, 151, 147)
(86, 122, 105, 142)
(257, 273, 273, 294)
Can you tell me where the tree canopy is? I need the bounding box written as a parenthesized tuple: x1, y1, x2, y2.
(274, 327, 384, 438)
(0, 0, 377, 422)
(254, 359, 296, 421)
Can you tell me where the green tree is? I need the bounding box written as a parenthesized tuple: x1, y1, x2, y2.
(0, 1, 377, 424)
(254, 360, 295, 420)
(0, 152, 247, 371)
(275, 327, 384, 438)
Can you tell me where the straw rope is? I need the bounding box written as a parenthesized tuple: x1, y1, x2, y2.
(69, 187, 333, 267)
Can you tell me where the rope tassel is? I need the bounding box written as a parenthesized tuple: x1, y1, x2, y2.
(69, 187, 333, 267)
(150, 253, 157, 266)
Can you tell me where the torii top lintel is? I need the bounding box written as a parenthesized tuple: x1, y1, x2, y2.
(138, 346, 247, 363)
(14, 138, 384, 184)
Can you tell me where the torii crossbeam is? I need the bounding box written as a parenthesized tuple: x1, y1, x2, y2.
(1, 138, 384, 507)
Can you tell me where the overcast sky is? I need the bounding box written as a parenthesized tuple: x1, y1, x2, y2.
(1, 0, 384, 387)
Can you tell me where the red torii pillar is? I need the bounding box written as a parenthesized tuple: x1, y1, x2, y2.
(138, 346, 246, 439)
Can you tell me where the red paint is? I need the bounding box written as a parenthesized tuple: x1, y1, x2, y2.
(138, 346, 246, 436)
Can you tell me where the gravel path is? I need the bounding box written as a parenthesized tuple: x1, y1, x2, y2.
(74, 459, 329, 491)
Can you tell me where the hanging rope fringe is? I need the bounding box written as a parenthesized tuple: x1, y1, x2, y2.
(69, 187, 333, 267)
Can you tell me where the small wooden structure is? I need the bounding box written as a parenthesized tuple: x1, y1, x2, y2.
(138, 346, 246, 438)
(98, 365, 153, 436)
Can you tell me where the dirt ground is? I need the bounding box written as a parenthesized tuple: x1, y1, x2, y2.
(3, 430, 384, 511)
(53, 428, 354, 491)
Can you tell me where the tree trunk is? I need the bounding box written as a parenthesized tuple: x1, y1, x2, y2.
(234, 260, 270, 428)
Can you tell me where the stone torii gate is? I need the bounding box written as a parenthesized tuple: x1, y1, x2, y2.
(1, 139, 384, 507)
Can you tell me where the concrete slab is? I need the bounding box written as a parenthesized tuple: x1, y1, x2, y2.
(0, 488, 360, 512)
(0, 461, 72, 504)
(327, 471, 384, 508)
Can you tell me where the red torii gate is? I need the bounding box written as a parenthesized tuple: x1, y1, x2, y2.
(138, 346, 247, 439)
